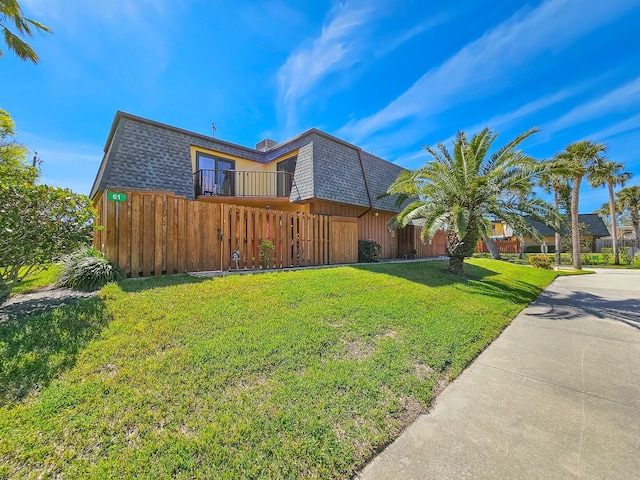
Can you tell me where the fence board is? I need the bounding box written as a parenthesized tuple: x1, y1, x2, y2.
(166, 198, 175, 274)
(117, 199, 131, 276)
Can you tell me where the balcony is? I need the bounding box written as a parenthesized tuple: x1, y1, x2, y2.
(194, 169, 294, 198)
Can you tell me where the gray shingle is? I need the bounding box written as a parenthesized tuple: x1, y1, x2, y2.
(91, 112, 409, 213)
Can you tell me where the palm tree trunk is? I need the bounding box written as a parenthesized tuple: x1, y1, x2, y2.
(608, 182, 619, 265)
(483, 236, 502, 260)
(448, 255, 465, 275)
(554, 187, 561, 267)
(571, 176, 582, 269)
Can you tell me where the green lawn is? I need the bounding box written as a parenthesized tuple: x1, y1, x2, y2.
(1, 259, 561, 479)
(473, 251, 638, 269)
(9, 264, 63, 295)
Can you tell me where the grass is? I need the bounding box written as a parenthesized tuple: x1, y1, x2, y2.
(0, 259, 560, 479)
(9, 265, 63, 296)
(472, 252, 637, 269)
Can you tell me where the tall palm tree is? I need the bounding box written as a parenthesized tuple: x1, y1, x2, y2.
(616, 186, 640, 242)
(589, 161, 630, 264)
(554, 141, 606, 269)
(0, 0, 51, 63)
(538, 169, 570, 267)
(386, 127, 555, 275)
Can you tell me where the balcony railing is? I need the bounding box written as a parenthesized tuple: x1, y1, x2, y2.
(194, 169, 295, 198)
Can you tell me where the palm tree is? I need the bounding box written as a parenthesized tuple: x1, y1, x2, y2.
(616, 186, 640, 242)
(0, 0, 51, 63)
(538, 169, 570, 267)
(554, 141, 606, 269)
(386, 127, 555, 275)
(589, 161, 630, 264)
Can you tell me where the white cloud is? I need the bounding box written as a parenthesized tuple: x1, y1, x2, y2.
(21, 0, 176, 76)
(590, 114, 640, 141)
(276, 2, 444, 133)
(340, 0, 638, 143)
(543, 76, 640, 136)
(277, 2, 377, 131)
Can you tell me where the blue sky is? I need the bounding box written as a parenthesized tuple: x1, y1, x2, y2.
(3, 0, 640, 213)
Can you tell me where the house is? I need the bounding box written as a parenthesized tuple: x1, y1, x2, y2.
(90, 112, 446, 275)
(523, 214, 609, 251)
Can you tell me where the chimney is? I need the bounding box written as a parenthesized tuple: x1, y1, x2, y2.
(256, 139, 277, 151)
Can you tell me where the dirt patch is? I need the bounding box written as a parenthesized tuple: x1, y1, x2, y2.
(0, 286, 96, 322)
(413, 362, 436, 381)
(343, 339, 374, 359)
(401, 396, 425, 425)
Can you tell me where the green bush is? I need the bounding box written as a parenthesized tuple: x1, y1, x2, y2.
(528, 254, 551, 269)
(620, 248, 634, 266)
(601, 248, 612, 265)
(259, 239, 275, 268)
(358, 240, 382, 262)
(560, 253, 573, 265)
(525, 244, 556, 254)
(58, 247, 121, 291)
(581, 253, 593, 265)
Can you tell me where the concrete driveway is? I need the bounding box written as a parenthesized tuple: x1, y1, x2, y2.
(358, 269, 640, 479)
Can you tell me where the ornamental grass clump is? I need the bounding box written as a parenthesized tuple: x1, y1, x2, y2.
(58, 247, 121, 291)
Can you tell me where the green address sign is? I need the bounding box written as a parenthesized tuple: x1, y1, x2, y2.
(107, 192, 127, 202)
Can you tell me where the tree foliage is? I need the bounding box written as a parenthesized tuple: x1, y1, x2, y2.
(0, 108, 36, 184)
(0, 0, 51, 63)
(0, 109, 96, 302)
(589, 160, 630, 264)
(386, 127, 555, 275)
(554, 140, 606, 269)
(616, 185, 640, 241)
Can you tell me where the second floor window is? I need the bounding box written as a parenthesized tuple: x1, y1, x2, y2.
(276, 156, 296, 197)
(196, 153, 235, 196)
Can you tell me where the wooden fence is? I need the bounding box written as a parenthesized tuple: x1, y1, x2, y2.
(94, 191, 343, 277)
(475, 238, 520, 254)
(595, 237, 639, 252)
(396, 226, 448, 258)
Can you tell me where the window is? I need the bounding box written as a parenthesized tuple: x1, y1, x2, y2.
(276, 156, 296, 197)
(196, 152, 235, 196)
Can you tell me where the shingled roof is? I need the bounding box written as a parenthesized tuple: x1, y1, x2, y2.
(90, 111, 408, 212)
(524, 214, 609, 237)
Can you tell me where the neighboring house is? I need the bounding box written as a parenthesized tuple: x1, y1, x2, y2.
(489, 218, 514, 239)
(523, 214, 609, 251)
(91, 111, 444, 271)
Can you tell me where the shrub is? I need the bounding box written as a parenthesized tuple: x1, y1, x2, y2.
(525, 244, 556, 254)
(581, 253, 592, 265)
(601, 248, 612, 265)
(58, 247, 121, 291)
(528, 254, 551, 269)
(259, 239, 275, 268)
(358, 240, 382, 262)
(620, 248, 634, 266)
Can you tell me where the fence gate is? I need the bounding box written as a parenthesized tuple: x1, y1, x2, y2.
(329, 216, 358, 264)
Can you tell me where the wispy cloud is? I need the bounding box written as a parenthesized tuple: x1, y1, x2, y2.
(277, 2, 377, 131)
(543, 76, 640, 136)
(590, 113, 640, 141)
(21, 0, 177, 77)
(376, 15, 448, 57)
(340, 0, 638, 143)
(276, 1, 444, 134)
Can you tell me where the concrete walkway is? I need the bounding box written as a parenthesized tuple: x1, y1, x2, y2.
(358, 269, 640, 479)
